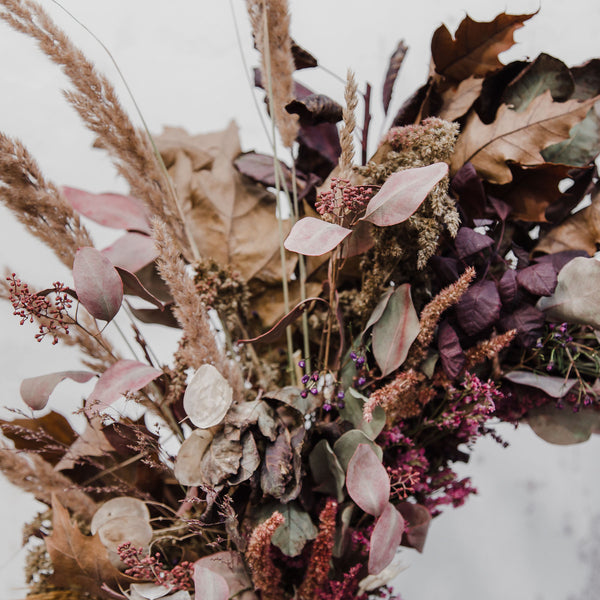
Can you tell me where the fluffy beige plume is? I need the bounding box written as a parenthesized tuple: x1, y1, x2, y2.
(247, 0, 299, 148)
(0, 134, 92, 268)
(0, 0, 192, 258)
(339, 69, 358, 179)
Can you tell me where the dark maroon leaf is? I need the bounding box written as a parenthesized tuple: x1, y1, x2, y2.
(500, 304, 545, 346)
(234, 152, 294, 189)
(20, 370, 95, 411)
(238, 297, 327, 345)
(397, 502, 432, 553)
(450, 162, 487, 221)
(438, 321, 465, 379)
(545, 166, 595, 224)
(87, 360, 162, 411)
(456, 280, 501, 335)
(368, 503, 405, 575)
(291, 40, 318, 70)
(297, 122, 341, 171)
(454, 227, 494, 259)
(346, 444, 389, 517)
(383, 40, 408, 115)
(533, 250, 589, 272)
(488, 196, 512, 221)
(130, 304, 179, 328)
(115, 267, 164, 309)
(73, 247, 123, 322)
(286, 94, 343, 125)
(511, 243, 531, 268)
(516, 262, 558, 296)
(430, 256, 460, 285)
(498, 269, 518, 304)
(62, 186, 151, 233)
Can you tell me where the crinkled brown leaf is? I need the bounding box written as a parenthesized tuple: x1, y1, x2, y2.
(451, 91, 598, 184)
(431, 12, 535, 82)
(45, 496, 133, 598)
(286, 94, 343, 125)
(199, 430, 243, 488)
(438, 76, 483, 122)
(383, 40, 408, 115)
(156, 123, 296, 285)
(225, 399, 278, 441)
(260, 426, 303, 502)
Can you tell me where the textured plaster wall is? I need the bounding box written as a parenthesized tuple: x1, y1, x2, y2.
(0, 1, 598, 598)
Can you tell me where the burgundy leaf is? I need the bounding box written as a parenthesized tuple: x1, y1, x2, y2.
(101, 232, 158, 273)
(87, 360, 162, 411)
(234, 152, 294, 190)
(62, 186, 150, 233)
(368, 502, 405, 575)
(488, 196, 512, 221)
(284, 217, 352, 256)
(346, 444, 390, 517)
(455, 280, 501, 336)
(291, 40, 318, 70)
(397, 502, 432, 553)
(20, 370, 95, 411)
(534, 250, 589, 272)
(297, 122, 341, 174)
(498, 269, 518, 304)
(73, 247, 123, 322)
(392, 79, 434, 127)
(286, 94, 343, 125)
(193, 565, 230, 600)
(238, 297, 327, 345)
(450, 162, 487, 221)
(499, 304, 545, 346)
(430, 256, 460, 285)
(438, 321, 465, 379)
(383, 40, 409, 115)
(516, 262, 558, 296)
(115, 267, 164, 309)
(130, 304, 179, 328)
(362, 163, 448, 227)
(372, 284, 420, 376)
(454, 227, 494, 259)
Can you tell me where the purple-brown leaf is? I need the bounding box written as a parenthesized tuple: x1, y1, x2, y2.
(20, 370, 95, 411)
(372, 284, 420, 376)
(87, 359, 162, 411)
(114, 267, 164, 309)
(516, 262, 558, 296)
(286, 94, 343, 125)
(454, 227, 494, 259)
(62, 186, 150, 233)
(73, 247, 123, 322)
(438, 321, 465, 379)
(397, 502, 432, 553)
(383, 40, 409, 115)
(498, 269, 518, 304)
(284, 217, 352, 256)
(361, 163, 448, 227)
(500, 304, 545, 346)
(368, 502, 405, 574)
(455, 280, 501, 335)
(346, 444, 390, 517)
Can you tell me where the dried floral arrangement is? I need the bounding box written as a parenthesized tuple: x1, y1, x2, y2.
(1, 2, 600, 599)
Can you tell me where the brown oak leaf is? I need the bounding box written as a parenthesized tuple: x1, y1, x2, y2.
(46, 496, 133, 598)
(451, 90, 599, 184)
(438, 76, 483, 122)
(431, 12, 535, 83)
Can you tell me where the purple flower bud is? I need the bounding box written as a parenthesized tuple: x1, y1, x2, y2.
(301, 374, 310, 385)
(337, 390, 345, 399)
(323, 403, 332, 411)
(356, 356, 365, 367)
(298, 360, 306, 369)
(357, 376, 366, 386)
(312, 372, 319, 382)
(350, 351, 357, 361)
(300, 390, 308, 398)
(310, 387, 318, 395)
(337, 401, 345, 409)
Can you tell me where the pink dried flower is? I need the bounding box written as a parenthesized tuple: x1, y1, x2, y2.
(315, 178, 374, 221)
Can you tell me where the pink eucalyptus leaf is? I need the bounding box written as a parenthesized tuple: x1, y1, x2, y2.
(284, 217, 352, 256)
(20, 370, 95, 411)
(62, 186, 151, 233)
(194, 552, 256, 600)
(73, 247, 124, 322)
(87, 360, 162, 411)
(193, 565, 230, 600)
(346, 444, 390, 517)
(368, 502, 405, 574)
(361, 162, 448, 226)
(372, 284, 420, 376)
(101, 232, 158, 273)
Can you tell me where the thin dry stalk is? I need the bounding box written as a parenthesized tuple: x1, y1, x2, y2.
(0, 443, 96, 520)
(0, 0, 191, 258)
(247, 0, 299, 148)
(152, 219, 243, 397)
(338, 69, 358, 179)
(0, 134, 92, 268)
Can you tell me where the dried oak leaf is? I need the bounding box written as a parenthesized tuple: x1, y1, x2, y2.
(451, 91, 598, 184)
(438, 76, 484, 122)
(535, 187, 600, 255)
(156, 123, 296, 286)
(488, 161, 591, 222)
(431, 12, 535, 83)
(46, 496, 133, 598)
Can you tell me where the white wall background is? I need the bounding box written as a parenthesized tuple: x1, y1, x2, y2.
(0, 1, 599, 598)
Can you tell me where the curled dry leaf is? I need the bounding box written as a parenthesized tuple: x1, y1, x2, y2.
(438, 76, 484, 122)
(20, 370, 95, 411)
(361, 163, 448, 227)
(346, 444, 390, 517)
(174, 429, 214, 486)
(451, 91, 598, 184)
(183, 364, 233, 429)
(285, 94, 343, 125)
(73, 247, 124, 322)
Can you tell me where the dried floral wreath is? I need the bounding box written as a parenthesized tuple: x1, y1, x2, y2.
(1, 2, 599, 600)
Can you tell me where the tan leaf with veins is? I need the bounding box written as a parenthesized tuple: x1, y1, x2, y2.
(46, 496, 133, 598)
(438, 76, 483, 122)
(451, 91, 599, 184)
